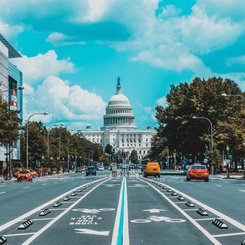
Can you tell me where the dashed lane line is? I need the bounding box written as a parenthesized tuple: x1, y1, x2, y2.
(239, 189, 245, 193)
(0, 177, 108, 233)
(0, 192, 6, 195)
(23, 187, 31, 189)
(22, 178, 110, 245)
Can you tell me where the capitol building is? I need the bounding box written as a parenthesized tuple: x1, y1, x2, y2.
(79, 78, 156, 160)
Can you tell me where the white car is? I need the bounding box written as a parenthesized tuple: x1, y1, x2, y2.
(97, 166, 105, 171)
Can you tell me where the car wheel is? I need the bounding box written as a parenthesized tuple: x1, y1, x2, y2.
(204, 178, 209, 182)
(186, 177, 190, 181)
(158, 175, 160, 178)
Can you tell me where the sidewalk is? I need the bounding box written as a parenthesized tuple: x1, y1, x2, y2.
(0, 171, 74, 183)
(213, 173, 245, 180)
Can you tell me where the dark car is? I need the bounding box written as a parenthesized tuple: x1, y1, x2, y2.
(86, 166, 96, 176)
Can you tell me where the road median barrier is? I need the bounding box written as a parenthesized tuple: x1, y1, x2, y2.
(39, 209, 51, 216)
(0, 236, 7, 244)
(18, 219, 33, 230)
(212, 219, 228, 229)
(53, 201, 62, 207)
(63, 196, 70, 201)
(178, 195, 185, 201)
(185, 201, 195, 207)
(197, 208, 208, 216)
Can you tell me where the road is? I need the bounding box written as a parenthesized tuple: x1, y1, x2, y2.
(0, 171, 244, 244)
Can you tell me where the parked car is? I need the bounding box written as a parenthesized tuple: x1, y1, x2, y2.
(143, 161, 160, 178)
(86, 166, 96, 176)
(186, 164, 209, 181)
(28, 170, 39, 178)
(17, 171, 32, 182)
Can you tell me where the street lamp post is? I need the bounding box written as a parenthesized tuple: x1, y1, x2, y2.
(26, 112, 48, 169)
(192, 116, 214, 174)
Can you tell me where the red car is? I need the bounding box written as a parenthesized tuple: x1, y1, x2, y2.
(186, 164, 209, 182)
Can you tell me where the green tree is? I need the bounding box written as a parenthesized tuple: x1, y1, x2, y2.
(130, 149, 139, 163)
(0, 96, 21, 176)
(153, 77, 244, 170)
(20, 121, 47, 168)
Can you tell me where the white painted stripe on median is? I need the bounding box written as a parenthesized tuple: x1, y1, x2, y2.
(4, 232, 36, 237)
(22, 178, 110, 245)
(213, 232, 245, 238)
(0, 177, 107, 233)
(123, 177, 129, 245)
(111, 178, 124, 245)
(140, 178, 222, 245)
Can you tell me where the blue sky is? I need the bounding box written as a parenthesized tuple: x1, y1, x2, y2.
(0, 0, 244, 130)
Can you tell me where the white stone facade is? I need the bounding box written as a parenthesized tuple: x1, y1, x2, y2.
(78, 78, 156, 160)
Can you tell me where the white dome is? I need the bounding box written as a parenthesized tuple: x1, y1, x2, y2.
(102, 78, 136, 130)
(108, 94, 130, 105)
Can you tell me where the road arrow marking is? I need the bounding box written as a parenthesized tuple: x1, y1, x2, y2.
(143, 209, 166, 213)
(75, 228, 110, 236)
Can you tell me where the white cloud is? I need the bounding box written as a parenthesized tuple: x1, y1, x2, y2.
(13, 50, 75, 84)
(160, 5, 182, 18)
(25, 76, 107, 124)
(156, 96, 168, 107)
(179, 6, 242, 54)
(0, 20, 23, 41)
(227, 56, 245, 67)
(46, 32, 85, 46)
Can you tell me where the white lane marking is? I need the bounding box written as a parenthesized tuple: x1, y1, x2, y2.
(49, 208, 66, 211)
(182, 209, 198, 212)
(23, 187, 30, 189)
(22, 178, 109, 245)
(3, 232, 36, 237)
(123, 176, 129, 245)
(173, 201, 186, 204)
(143, 209, 166, 213)
(213, 232, 245, 238)
(0, 192, 6, 195)
(111, 178, 124, 245)
(239, 189, 245, 193)
(75, 228, 109, 236)
(154, 180, 245, 232)
(0, 177, 107, 233)
(23, 218, 54, 221)
(195, 218, 220, 221)
(140, 178, 222, 245)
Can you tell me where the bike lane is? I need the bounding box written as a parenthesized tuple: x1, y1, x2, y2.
(127, 177, 213, 245)
(27, 177, 123, 245)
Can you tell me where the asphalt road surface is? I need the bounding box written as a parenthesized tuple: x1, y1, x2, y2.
(0, 171, 244, 245)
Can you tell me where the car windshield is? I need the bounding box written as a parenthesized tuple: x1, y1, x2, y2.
(191, 165, 206, 170)
(88, 166, 95, 170)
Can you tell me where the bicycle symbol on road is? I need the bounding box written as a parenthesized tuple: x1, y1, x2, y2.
(130, 216, 186, 224)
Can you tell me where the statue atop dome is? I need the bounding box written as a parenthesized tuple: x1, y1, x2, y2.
(116, 77, 122, 95)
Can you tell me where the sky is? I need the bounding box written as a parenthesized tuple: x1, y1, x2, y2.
(0, 0, 244, 130)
